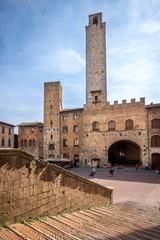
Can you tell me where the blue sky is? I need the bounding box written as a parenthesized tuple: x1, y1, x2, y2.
(0, 0, 160, 132)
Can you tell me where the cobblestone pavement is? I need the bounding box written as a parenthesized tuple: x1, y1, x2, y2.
(70, 167, 160, 209)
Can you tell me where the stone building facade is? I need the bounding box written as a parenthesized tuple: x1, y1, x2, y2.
(18, 122, 43, 159)
(0, 121, 15, 149)
(18, 13, 160, 169)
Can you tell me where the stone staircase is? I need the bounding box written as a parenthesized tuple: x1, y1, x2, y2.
(0, 202, 160, 240)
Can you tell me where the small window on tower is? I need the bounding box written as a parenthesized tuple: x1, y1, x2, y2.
(95, 96, 98, 102)
(93, 16, 98, 24)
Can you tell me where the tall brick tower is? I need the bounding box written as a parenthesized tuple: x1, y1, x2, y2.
(86, 13, 107, 106)
(43, 82, 62, 159)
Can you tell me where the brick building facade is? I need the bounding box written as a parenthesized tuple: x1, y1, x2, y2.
(18, 13, 160, 169)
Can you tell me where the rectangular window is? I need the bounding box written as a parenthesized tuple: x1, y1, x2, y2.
(2, 127, 5, 134)
(9, 128, 11, 135)
(8, 139, 11, 147)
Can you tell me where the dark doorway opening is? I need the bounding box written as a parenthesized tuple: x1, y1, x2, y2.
(108, 140, 141, 167)
(74, 154, 79, 167)
(152, 153, 160, 169)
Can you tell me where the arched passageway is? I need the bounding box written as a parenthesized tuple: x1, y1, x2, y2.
(108, 140, 141, 167)
(91, 158, 100, 168)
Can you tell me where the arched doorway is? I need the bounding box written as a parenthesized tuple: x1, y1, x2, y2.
(152, 153, 160, 169)
(91, 158, 100, 168)
(108, 140, 141, 167)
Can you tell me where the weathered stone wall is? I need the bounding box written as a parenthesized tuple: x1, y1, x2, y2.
(86, 13, 107, 106)
(81, 98, 148, 166)
(0, 149, 113, 225)
(43, 82, 62, 159)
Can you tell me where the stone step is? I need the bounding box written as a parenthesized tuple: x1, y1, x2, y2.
(0, 202, 159, 240)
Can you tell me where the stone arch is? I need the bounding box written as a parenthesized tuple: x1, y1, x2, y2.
(151, 118, 160, 129)
(92, 121, 99, 131)
(125, 119, 133, 130)
(108, 140, 142, 167)
(49, 143, 55, 150)
(89, 153, 101, 167)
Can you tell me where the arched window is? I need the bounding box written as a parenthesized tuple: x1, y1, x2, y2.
(8, 139, 11, 147)
(74, 125, 79, 132)
(125, 119, 133, 130)
(24, 139, 27, 147)
(49, 143, 55, 150)
(50, 105, 53, 110)
(108, 120, 116, 131)
(50, 120, 53, 126)
(151, 135, 160, 147)
(30, 127, 34, 133)
(21, 139, 23, 147)
(63, 139, 67, 147)
(33, 139, 35, 147)
(74, 138, 79, 147)
(63, 115, 68, 121)
(73, 113, 78, 120)
(95, 96, 98, 102)
(92, 121, 99, 131)
(29, 139, 32, 147)
(93, 16, 98, 24)
(63, 126, 68, 133)
(151, 119, 160, 129)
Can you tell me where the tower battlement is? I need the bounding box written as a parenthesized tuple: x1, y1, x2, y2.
(106, 97, 145, 107)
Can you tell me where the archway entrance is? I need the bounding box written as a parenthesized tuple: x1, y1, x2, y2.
(152, 153, 160, 169)
(91, 158, 100, 168)
(108, 140, 141, 167)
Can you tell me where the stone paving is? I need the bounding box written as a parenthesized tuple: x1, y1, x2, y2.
(70, 167, 160, 209)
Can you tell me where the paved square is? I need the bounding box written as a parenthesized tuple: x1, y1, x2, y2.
(70, 168, 160, 208)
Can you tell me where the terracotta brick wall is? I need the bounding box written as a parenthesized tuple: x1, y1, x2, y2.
(0, 149, 113, 224)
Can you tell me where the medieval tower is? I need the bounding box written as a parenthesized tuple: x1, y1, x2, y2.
(43, 82, 62, 159)
(18, 13, 160, 169)
(86, 13, 107, 107)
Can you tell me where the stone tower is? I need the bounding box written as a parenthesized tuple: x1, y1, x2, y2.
(43, 82, 62, 159)
(86, 13, 107, 106)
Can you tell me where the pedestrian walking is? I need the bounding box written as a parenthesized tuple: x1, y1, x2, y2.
(89, 166, 96, 177)
(109, 166, 114, 177)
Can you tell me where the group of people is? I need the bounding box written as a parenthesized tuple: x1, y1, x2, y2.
(89, 164, 121, 177)
(109, 164, 121, 177)
(145, 162, 151, 170)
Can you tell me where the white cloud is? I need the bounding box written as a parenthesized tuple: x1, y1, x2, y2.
(139, 21, 160, 35)
(42, 48, 85, 74)
(109, 58, 154, 84)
